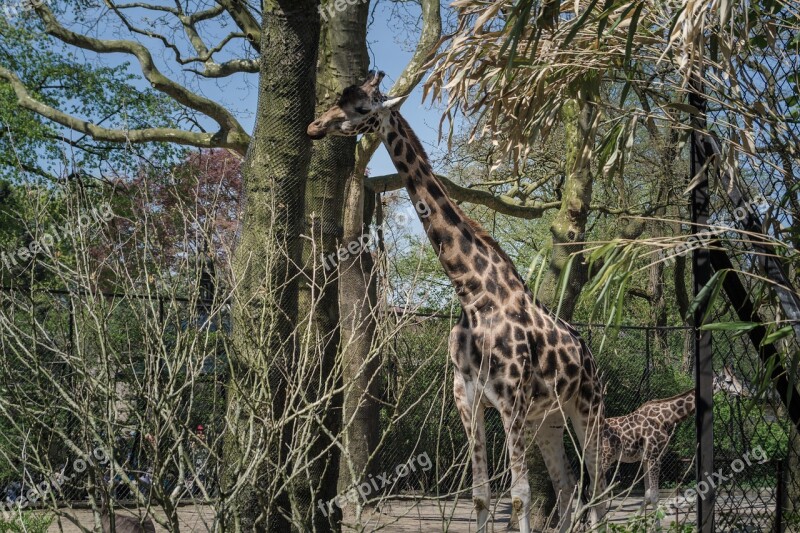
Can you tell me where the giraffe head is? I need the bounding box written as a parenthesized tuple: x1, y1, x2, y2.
(307, 70, 404, 139)
(713, 366, 747, 397)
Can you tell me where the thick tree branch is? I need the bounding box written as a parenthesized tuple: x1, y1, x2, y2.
(627, 287, 653, 302)
(365, 172, 644, 219)
(33, 4, 248, 140)
(0, 65, 250, 155)
(365, 173, 561, 218)
(188, 59, 260, 78)
(217, 0, 261, 52)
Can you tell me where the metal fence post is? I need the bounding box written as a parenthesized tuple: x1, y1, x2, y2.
(776, 459, 784, 533)
(690, 71, 715, 533)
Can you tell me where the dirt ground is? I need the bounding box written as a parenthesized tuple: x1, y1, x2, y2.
(45, 492, 693, 532)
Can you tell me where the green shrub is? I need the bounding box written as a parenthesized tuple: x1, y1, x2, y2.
(0, 513, 53, 533)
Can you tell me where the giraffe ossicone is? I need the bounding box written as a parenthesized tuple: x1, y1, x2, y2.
(309, 70, 608, 533)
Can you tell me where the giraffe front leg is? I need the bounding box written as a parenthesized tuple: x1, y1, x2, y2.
(453, 372, 491, 532)
(645, 458, 662, 529)
(641, 461, 650, 514)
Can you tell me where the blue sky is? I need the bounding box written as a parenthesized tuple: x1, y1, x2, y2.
(361, 2, 447, 176)
(186, 1, 446, 177)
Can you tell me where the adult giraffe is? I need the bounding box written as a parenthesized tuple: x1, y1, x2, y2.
(307, 71, 607, 532)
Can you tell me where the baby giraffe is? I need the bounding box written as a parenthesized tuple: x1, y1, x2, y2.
(601, 369, 744, 527)
(308, 71, 608, 532)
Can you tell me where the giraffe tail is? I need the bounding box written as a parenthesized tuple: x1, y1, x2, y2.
(580, 462, 592, 505)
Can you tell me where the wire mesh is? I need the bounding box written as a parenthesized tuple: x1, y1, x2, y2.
(0, 286, 797, 531)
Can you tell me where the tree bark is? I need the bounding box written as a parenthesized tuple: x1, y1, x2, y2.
(519, 83, 599, 531)
(336, 178, 380, 526)
(300, 2, 370, 530)
(538, 86, 598, 319)
(224, 1, 320, 530)
(335, 0, 441, 527)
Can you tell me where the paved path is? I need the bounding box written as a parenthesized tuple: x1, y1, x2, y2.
(45, 494, 692, 532)
(46, 506, 215, 532)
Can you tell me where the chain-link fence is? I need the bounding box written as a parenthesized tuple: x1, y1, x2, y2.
(1, 285, 797, 531)
(709, 310, 800, 532)
(372, 311, 799, 531)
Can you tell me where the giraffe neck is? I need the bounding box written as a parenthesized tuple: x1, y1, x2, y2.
(656, 389, 696, 426)
(379, 111, 529, 308)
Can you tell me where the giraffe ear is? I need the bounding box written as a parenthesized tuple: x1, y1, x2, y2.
(383, 95, 406, 110)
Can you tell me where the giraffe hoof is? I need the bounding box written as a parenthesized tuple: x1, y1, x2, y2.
(473, 496, 487, 512)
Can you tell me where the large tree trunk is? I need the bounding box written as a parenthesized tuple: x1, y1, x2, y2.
(519, 84, 598, 531)
(334, 1, 441, 527)
(300, 3, 370, 530)
(223, 1, 319, 530)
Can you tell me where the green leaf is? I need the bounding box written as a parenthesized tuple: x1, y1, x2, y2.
(624, 3, 644, 68)
(700, 321, 759, 332)
(750, 35, 769, 49)
(684, 269, 727, 324)
(554, 253, 575, 319)
(564, 0, 602, 47)
(762, 325, 794, 345)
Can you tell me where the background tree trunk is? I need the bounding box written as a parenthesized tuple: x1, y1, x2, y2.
(335, 0, 441, 527)
(538, 88, 598, 319)
(300, 2, 370, 529)
(336, 176, 380, 525)
(518, 84, 599, 530)
(224, 1, 320, 530)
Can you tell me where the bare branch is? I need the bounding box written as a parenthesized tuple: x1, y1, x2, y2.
(108, 1, 252, 76)
(0, 65, 250, 155)
(33, 3, 249, 140)
(216, 0, 261, 52)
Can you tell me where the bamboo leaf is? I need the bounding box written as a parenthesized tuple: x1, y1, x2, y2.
(700, 321, 759, 332)
(684, 269, 727, 324)
(762, 325, 794, 345)
(624, 3, 644, 68)
(666, 102, 702, 115)
(563, 0, 602, 47)
(554, 253, 575, 319)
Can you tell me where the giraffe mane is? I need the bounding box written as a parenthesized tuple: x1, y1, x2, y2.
(637, 388, 694, 410)
(394, 113, 524, 274)
(338, 86, 368, 106)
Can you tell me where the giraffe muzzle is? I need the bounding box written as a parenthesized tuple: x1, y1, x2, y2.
(307, 121, 327, 140)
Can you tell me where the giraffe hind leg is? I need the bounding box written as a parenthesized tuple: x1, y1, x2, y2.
(533, 415, 577, 533)
(567, 400, 608, 528)
(645, 458, 662, 529)
(500, 405, 531, 533)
